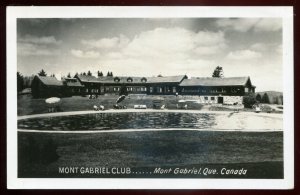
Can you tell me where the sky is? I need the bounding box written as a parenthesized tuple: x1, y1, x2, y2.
(17, 18, 283, 92)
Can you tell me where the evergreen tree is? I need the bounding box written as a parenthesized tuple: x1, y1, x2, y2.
(87, 70, 92, 76)
(256, 94, 262, 103)
(83, 72, 87, 76)
(243, 93, 257, 108)
(110, 71, 113, 77)
(17, 72, 24, 92)
(212, 66, 224, 78)
(262, 93, 270, 104)
(273, 96, 279, 104)
(279, 95, 283, 105)
(67, 73, 71, 78)
(97, 71, 104, 77)
(38, 69, 47, 76)
(107, 71, 111, 76)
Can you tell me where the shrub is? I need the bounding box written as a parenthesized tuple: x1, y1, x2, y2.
(243, 93, 257, 108)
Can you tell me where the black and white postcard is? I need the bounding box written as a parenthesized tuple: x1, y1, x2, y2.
(7, 6, 294, 189)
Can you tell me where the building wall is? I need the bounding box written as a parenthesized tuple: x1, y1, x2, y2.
(223, 96, 243, 105)
(180, 86, 246, 96)
(178, 95, 243, 105)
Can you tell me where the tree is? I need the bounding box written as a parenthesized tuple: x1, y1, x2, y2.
(243, 93, 257, 108)
(98, 71, 103, 77)
(83, 72, 87, 76)
(87, 70, 92, 76)
(107, 71, 111, 76)
(110, 71, 113, 77)
(212, 66, 224, 78)
(256, 94, 262, 103)
(50, 74, 55, 77)
(262, 93, 270, 104)
(23, 75, 34, 88)
(17, 72, 24, 92)
(273, 96, 279, 104)
(279, 95, 283, 105)
(157, 74, 163, 77)
(38, 69, 47, 76)
(67, 73, 71, 78)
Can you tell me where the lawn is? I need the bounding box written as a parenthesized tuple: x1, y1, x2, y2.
(18, 130, 283, 178)
(18, 94, 204, 116)
(18, 94, 282, 116)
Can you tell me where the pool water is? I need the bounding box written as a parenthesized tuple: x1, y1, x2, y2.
(18, 112, 217, 131)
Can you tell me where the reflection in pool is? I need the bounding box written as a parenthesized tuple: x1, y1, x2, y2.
(18, 112, 217, 131)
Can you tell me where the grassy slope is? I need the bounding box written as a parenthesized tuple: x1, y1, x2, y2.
(18, 131, 283, 178)
(18, 94, 203, 116)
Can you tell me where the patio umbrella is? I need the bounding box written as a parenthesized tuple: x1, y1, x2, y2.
(116, 95, 126, 104)
(45, 97, 61, 104)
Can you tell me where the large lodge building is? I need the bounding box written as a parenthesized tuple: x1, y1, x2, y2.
(31, 74, 256, 105)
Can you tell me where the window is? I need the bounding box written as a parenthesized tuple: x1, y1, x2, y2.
(141, 87, 147, 92)
(204, 97, 208, 100)
(113, 87, 120, 91)
(105, 87, 110, 92)
(114, 77, 120, 82)
(245, 87, 249, 92)
(127, 87, 133, 91)
(157, 87, 162, 93)
(167, 87, 171, 92)
(211, 97, 215, 100)
(86, 89, 89, 93)
(127, 77, 133, 82)
(173, 87, 176, 93)
(150, 87, 153, 93)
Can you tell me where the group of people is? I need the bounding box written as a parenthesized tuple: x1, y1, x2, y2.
(93, 105, 105, 111)
(113, 104, 127, 109)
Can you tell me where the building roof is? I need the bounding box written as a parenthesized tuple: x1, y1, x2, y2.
(36, 75, 63, 86)
(75, 75, 187, 84)
(179, 77, 253, 87)
(97, 76, 148, 84)
(146, 75, 187, 83)
(62, 78, 84, 87)
(75, 75, 100, 83)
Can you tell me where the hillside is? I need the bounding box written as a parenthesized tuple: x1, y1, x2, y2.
(255, 91, 283, 104)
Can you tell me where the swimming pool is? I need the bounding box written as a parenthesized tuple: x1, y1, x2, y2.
(18, 111, 283, 131)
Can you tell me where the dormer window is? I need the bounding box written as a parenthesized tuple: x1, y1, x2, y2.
(141, 77, 147, 83)
(127, 77, 133, 82)
(114, 77, 120, 82)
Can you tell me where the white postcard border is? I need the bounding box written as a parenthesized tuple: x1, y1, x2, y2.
(6, 6, 294, 189)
